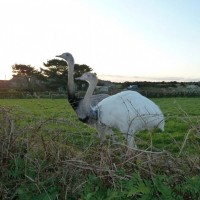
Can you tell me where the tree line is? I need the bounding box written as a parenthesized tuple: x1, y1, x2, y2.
(1, 58, 200, 98)
(11, 58, 92, 94)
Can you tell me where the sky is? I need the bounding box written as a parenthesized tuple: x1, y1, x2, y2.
(0, 0, 200, 82)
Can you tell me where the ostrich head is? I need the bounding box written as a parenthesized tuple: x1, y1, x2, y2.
(76, 72, 97, 85)
(56, 52, 74, 64)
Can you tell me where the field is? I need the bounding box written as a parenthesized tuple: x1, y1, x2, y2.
(0, 98, 200, 199)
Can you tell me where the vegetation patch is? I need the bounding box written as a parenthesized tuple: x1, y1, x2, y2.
(0, 98, 200, 199)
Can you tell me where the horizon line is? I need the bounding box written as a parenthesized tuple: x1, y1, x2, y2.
(98, 74, 200, 83)
(0, 74, 200, 83)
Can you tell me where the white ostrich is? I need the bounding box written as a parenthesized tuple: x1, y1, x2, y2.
(76, 72, 165, 148)
(94, 91, 165, 148)
(56, 52, 109, 122)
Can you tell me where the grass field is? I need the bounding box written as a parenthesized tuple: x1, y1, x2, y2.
(0, 97, 200, 199)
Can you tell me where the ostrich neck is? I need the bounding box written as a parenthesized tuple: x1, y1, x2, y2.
(82, 79, 98, 115)
(67, 61, 75, 100)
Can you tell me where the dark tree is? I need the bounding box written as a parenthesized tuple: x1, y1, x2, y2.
(12, 64, 42, 93)
(41, 59, 93, 91)
(74, 64, 93, 77)
(12, 64, 39, 78)
(41, 59, 68, 91)
(11, 60, 94, 93)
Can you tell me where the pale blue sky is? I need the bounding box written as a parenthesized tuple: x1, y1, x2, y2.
(0, 0, 200, 82)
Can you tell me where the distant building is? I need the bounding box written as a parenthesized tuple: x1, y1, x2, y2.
(127, 85, 138, 91)
(0, 80, 11, 90)
(96, 86, 110, 93)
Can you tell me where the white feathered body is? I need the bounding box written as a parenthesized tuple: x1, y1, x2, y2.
(94, 91, 164, 147)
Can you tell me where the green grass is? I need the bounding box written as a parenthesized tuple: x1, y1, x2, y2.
(0, 99, 98, 149)
(0, 97, 200, 199)
(0, 97, 199, 157)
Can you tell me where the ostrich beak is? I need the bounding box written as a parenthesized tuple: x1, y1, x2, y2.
(56, 55, 61, 58)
